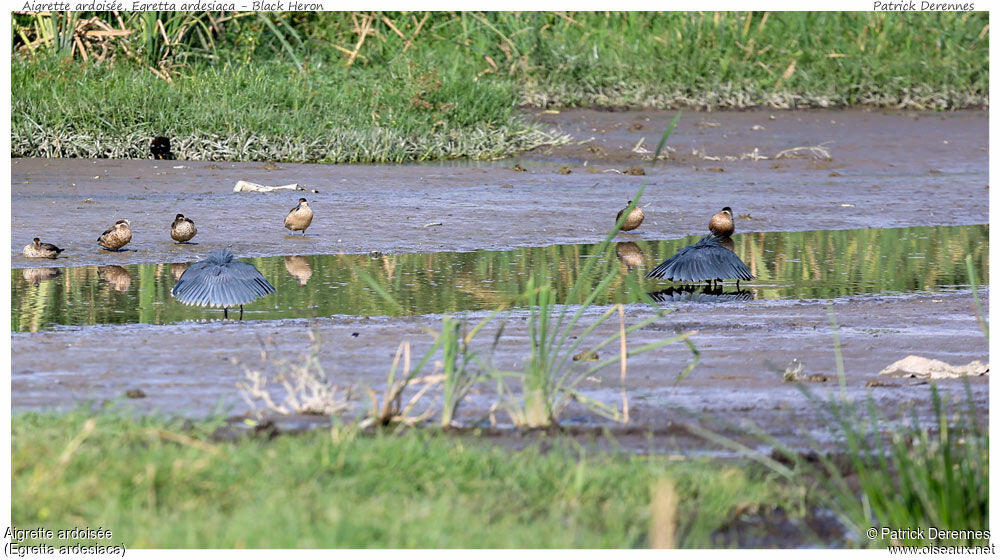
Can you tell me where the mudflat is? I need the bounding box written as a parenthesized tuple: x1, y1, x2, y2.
(11, 108, 989, 452)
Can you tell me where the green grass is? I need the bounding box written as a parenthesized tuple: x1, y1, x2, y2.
(11, 56, 564, 162)
(11, 11, 988, 162)
(13, 408, 806, 548)
(691, 302, 990, 548)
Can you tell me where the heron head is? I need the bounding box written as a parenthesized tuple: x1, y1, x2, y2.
(175, 213, 185, 220)
(32, 237, 40, 244)
(721, 206, 732, 217)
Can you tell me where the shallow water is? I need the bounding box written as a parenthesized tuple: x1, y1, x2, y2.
(11, 224, 987, 332)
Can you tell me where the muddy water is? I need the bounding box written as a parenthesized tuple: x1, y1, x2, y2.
(11, 224, 988, 331)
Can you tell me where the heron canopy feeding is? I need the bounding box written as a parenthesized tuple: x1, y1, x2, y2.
(645, 234, 754, 285)
(171, 249, 276, 318)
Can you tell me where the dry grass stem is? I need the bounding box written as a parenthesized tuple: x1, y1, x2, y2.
(235, 330, 351, 417)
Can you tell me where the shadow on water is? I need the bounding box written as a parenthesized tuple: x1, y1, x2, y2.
(11, 224, 988, 332)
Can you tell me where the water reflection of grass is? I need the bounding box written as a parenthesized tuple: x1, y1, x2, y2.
(10, 224, 989, 332)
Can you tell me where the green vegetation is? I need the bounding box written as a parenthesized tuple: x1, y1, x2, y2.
(692, 304, 990, 548)
(12, 11, 988, 162)
(822, 383, 988, 547)
(11, 224, 990, 332)
(12, 408, 806, 548)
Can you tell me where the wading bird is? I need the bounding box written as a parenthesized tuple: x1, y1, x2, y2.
(616, 200, 645, 231)
(170, 214, 198, 243)
(645, 234, 754, 287)
(284, 198, 314, 235)
(22, 238, 64, 259)
(98, 220, 132, 251)
(171, 249, 276, 320)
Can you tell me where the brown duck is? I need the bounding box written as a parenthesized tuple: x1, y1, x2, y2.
(709, 207, 735, 237)
(98, 219, 132, 251)
(22, 238, 64, 259)
(170, 214, 197, 243)
(284, 198, 314, 235)
(616, 200, 645, 231)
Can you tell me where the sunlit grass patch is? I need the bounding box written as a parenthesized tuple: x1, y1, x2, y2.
(13, 408, 813, 548)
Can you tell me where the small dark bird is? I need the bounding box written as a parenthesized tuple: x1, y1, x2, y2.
(170, 214, 197, 243)
(284, 198, 314, 235)
(171, 249, 276, 319)
(22, 238, 64, 259)
(150, 136, 175, 160)
(645, 234, 754, 287)
(709, 206, 735, 237)
(616, 200, 645, 231)
(98, 219, 132, 251)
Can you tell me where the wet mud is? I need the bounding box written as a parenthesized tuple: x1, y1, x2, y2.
(12, 109, 987, 268)
(10, 108, 989, 456)
(11, 290, 988, 453)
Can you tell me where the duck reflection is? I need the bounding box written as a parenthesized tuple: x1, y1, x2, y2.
(717, 235, 735, 252)
(98, 265, 132, 292)
(647, 285, 753, 304)
(284, 255, 313, 286)
(22, 267, 61, 287)
(171, 262, 191, 281)
(615, 241, 645, 271)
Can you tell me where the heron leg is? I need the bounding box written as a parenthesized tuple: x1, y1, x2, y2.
(224, 307, 228, 319)
(239, 305, 244, 321)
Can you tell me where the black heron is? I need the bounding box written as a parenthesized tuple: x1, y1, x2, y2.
(645, 234, 754, 288)
(23, 238, 64, 259)
(171, 249, 276, 319)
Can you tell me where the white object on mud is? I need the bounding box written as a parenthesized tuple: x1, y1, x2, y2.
(879, 355, 989, 379)
(233, 180, 317, 193)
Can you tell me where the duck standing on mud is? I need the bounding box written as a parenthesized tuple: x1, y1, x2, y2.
(616, 200, 645, 231)
(284, 198, 314, 235)
(170, 214, 198, 243)
(709, 206, 735, 237)
(22, 237, 64, 259)
(98, 219, 132, 251)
